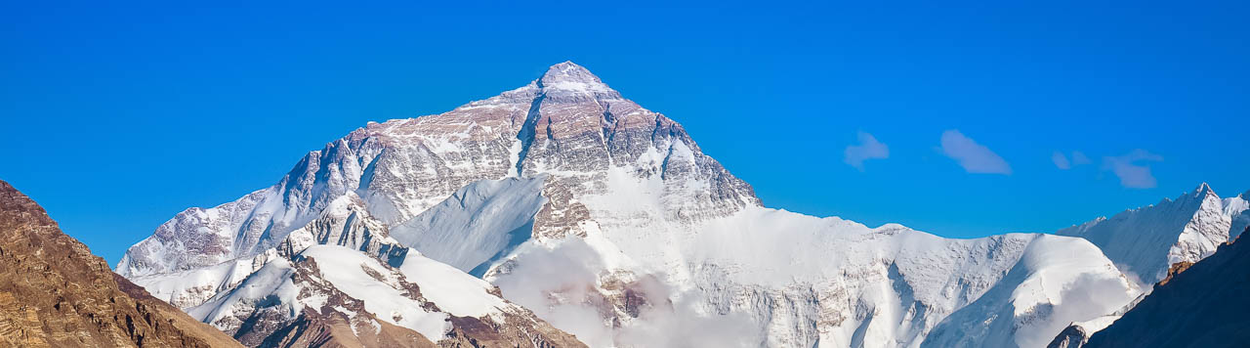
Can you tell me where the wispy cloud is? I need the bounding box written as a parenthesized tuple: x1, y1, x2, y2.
(1052, 151, 1072, 170)
(1102, 149, 1163, 189)
(1071, 151, 1091, 165)
(493, 239, 763, 347)
(1053, 150, 1091, 170)
(939, 130, 1011, 175)
(844, 131, 889, 171)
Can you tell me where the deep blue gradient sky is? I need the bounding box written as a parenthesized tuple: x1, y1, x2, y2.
(2, 1, 1248, 265)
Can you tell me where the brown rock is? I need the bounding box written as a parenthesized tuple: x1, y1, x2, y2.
(0, 179, 244, 348)
(1158, 260, 1195, 286)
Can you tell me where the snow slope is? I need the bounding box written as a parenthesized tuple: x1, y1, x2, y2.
(120, 61, 1152, 348)
(922, 235, 1138, 348)
(390, 176, 547, 276)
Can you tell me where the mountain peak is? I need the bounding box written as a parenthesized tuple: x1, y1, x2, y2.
(542, 61, 595, 81)
(1193, 182, 1217, 197)
(537, 61, 616, 95)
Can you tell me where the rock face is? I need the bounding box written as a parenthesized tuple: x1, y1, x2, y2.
(1081, 226, 1250, 348)
(0, 179, 245, 348)
(1047, 325, 1089, 348)
(118, 62, 1147, 347)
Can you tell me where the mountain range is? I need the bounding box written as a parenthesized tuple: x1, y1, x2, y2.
(101, 62, 1250, 348)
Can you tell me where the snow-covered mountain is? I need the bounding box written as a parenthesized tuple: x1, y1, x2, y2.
(119, 61, 1148, 347)
(1056, 183, 1242, 285)
(1045, 184, 1250, 347)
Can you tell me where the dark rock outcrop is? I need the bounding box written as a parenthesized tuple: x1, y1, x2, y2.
(1047, 325, 1088, 348)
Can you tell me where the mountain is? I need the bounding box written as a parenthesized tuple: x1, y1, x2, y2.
(1046, 184, 1250, 347)
(1056, 183, 1235, 286)
(118, 61, 1143, 347)
(0, 180, 244, 348)
(1079, 225, 1250, 348)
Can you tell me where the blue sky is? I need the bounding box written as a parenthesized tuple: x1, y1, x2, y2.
(2, 1, 1248, 265)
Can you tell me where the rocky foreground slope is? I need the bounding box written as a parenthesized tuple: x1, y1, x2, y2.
(0, 180, 244, 348)
(116, 62, 1237, 347)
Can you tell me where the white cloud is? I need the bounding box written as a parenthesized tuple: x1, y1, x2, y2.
(1052, 151, 1072, 170)
(843, 131, 889, 171)
(1071, 151, 1091, 165)
(939, 130, 1012, 174)
(1053, 150, 1091, 170)
(1102, 149, 1164, 189)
